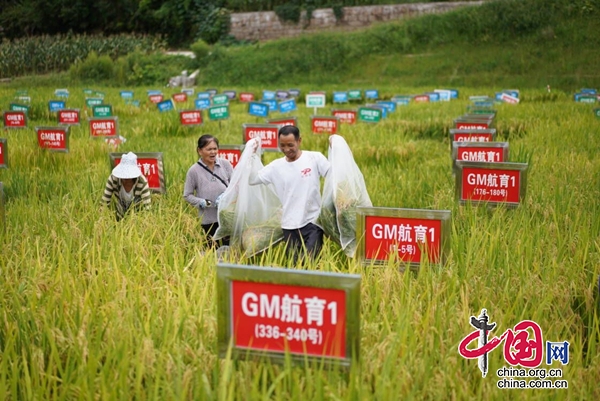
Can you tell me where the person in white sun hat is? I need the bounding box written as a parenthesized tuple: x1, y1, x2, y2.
(101, 152, 152, 220)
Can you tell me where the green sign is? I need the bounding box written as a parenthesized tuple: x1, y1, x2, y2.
(10, 103, 30, 114)
(594, 108, 600, 118)
(305, 94, 326, 108)
(83, 89, 93, 95)
(348, 90, 362, 100)
(93, 91, 105, 99)
(212, 94, 229, 105)
(358, 107, 382, 123)
(578, 96, 596, 103)
(92, 104, 113, 117)
(208, 105, 230, 121)
(86, 98, 103, 108)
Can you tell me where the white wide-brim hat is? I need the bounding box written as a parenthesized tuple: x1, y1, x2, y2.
(112, 152, 142, 179)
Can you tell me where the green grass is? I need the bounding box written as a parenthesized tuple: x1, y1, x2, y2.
(0, 84, 599, 399)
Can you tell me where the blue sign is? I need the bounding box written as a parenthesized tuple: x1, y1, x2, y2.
(392, 96, 411, 105)
(435, 91, 452, 101)
(125, 99, 140, 107)
(278, 99, 297, 113)
(501, 89, 519, 98)
(365, 89, 379, 100)
(147, 89, 162, 95)
(157, 99, 175, 112)
(223, 90, 237, 100)
(197, 92, 211, 100)
(333, 92, 349, 103)
(263, 90, 276, 100)
(182, 88, 195, 96)
(276, 90, 289, 100)
(288, 89, 301, 97)
(449, 89, 459, 99)
(474, 101, 494, 108)
(366, 104, 387, 118)
(248, 102, 269, 118)
(495, 92, 505, 101)
(120, 90, 134, 99)
(580, 88, 597, 95)
(195, 98, 211, 110)
(55, 89, 69, 98)
(376, 101, 396, 113)
(48, 100, 66, 112)
(262, 99, 278, 112)
(425, 92, 440, 102)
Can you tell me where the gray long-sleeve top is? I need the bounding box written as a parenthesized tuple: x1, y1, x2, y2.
(183, 158, 233, 225)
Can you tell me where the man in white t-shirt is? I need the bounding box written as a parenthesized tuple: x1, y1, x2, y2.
(250, 125, 330, 264)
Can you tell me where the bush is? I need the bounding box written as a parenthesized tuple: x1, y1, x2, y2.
(196, 7, 232, 45)
(114, 51, 193, 86)
(274, 3, 302, 24)
(69, 51, 114, 82)
(190, 39, 211, 61)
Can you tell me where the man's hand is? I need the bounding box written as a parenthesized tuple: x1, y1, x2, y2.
(215, 193, 224, 207)
(198, 198, 208, 209)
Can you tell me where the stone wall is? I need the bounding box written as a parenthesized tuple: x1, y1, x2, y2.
(230, 2, 484, 42)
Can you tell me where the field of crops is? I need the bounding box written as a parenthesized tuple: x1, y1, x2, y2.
(0, 85, 599, 399)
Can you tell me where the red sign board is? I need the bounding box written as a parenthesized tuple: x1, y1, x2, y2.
(311, 116, 339, 134)
(266, 117, 297, 130)
(3, 111, 26, 128)
(456, 145, 504, 163)
(89, 118, 118, 138)
(149, 94, 164, 104)
(36, 127, 68, 152)
(363, 215, 442, 264)
(172, 93, 188, 103)
(455, 121, 491, 130)
(413, 95, 430, 103)
(460, 165, 521, 204)
(0, 139, 6, 168)
(452, 132, 494, 143)
(58, 109, 80, 125)
(240, 92, 255, 102)
(243, 124, 279, 150)
(179, 110, 202, 126)
(230, 280, 347, 359)
(218, 148, 242, 168)
(332, 109, 357, 124)
(114, 156, 161, 190)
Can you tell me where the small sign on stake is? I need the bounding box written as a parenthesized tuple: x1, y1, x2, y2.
(305, 93, 326, 114)
(35, 126, 70, 152)
(179, 110, 203, 126)
(332, 109, 357, 125)
(195, 98, 211, 110)
(172, 93, 188, 103)
(355, 207, 451, 268)
(218, 145, 244, 168)
(208, 105, 230, 121)
(85, 98, 103, 108)
(92, 104, 113, 118)
(240, 92, 255, 102)
(278, 98, 297, 114)
(3, 111, 27, 129)
(357, 107, 382, 123)
(58, 109, 80, 125)
(109, 152, 166, 194)
(216, 263, 361, 367)
(89, 117, 118, 138)
(48, 100, 66, 113)
(449, 129, 497, 146)
(157, 99, 175, 112)
(212, 94, 229, 105)
(248, 102, 269, 118)
(242, 124, 279, 151)
(9, 104, 30, 115)
(451, 142, 509, 173)
(455, 161, 528, 208)
(311, 116, 339, 135)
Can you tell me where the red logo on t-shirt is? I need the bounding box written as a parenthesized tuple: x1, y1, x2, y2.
(301, 168, 312, 177)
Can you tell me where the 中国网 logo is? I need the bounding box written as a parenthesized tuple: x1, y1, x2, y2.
(458, 309, 570, 389)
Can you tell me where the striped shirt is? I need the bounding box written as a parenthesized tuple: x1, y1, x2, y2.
(101, 174, 151, 219)
(183, 158, 233, 225)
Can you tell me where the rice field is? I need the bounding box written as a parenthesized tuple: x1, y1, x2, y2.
(0, 85, 599, 400)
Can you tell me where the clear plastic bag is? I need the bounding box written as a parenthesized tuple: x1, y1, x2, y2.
(319, 134, 372, 257)
(214, 137, 284, 257)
